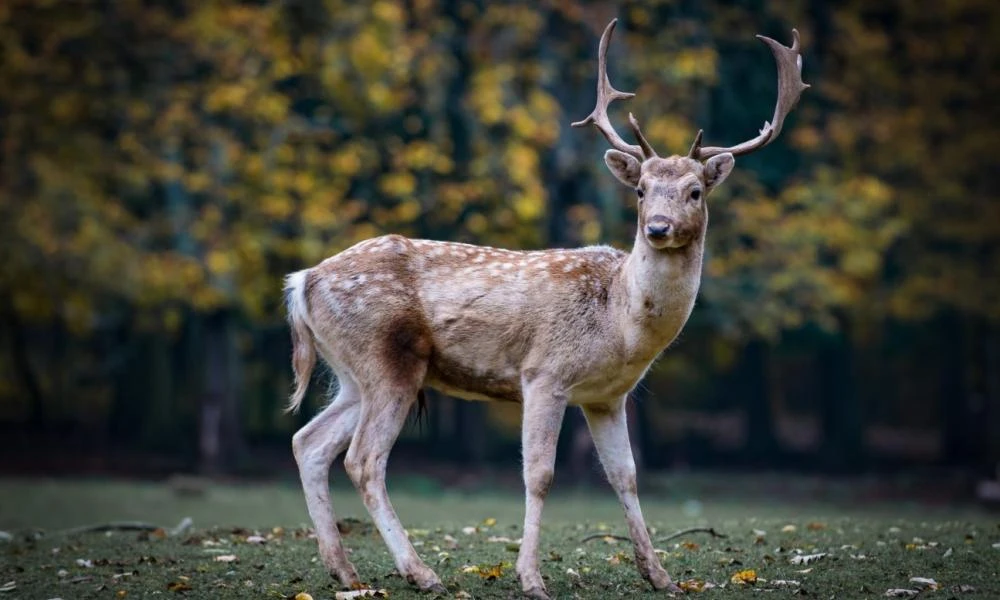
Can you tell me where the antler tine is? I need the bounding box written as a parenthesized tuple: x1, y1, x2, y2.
(686, 129, 704, 159)
(691, 29, 810, 160)
(628, 113, 657, 159)
(572, 19, 653, 160)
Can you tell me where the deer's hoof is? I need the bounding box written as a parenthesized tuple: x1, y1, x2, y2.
(652, 578, 683, 594)
(647, 566, 680, 592)
(331, 571, 361, 590)
(421, 582, 448, 595)
(523, 585, 552, 600)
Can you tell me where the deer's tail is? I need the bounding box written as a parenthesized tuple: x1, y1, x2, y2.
(284, 269, 315, 413)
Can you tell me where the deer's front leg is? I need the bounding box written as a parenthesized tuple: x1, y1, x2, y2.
(584, 398, 681, 592)
(516, 381, 567, 600)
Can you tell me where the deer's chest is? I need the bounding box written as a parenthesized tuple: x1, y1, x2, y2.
(567, 357, 654, 405)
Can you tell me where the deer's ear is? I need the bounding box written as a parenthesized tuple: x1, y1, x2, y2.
(704, 153, 735, 193)
(604, 150, 641, 188)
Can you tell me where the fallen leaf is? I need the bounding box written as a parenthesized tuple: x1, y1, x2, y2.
(943, 547, 953, 558)
(730, 569, 757, 585)
(454, 592, 472, 599)
(477, 562, 505, 581)
(566, 568, 580, 579)
(166, 581, 192, 592)
(884, 589, 917, 597)
(76, 559, 94, 568)
(770, 579, 801, 587)
(958, 584, 976, 592)
(245, 535, 266, 544)
(909, 577, 939, 590)
(806, 522, 826, 531)
(681, 541, 700, 551)
(482, 517, 497, 527)
(0, 581, 15, 593)
(112, 572, 137, 580)
(0, 532, 12, 542)
(214, 554, 238, 563)
(294, 593, 313, 600)
(679, 579, 706, 592)
(334, 590, 387, 599)
(781, 525, 797, 533)
(486, 536, 515, 543)
(461, 526, 477, 535)
(461, 565, 480, 574)
(790, 553, 827, 565)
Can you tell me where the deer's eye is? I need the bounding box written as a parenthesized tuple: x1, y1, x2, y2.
(636, 188, 644, 199)
(690, 188, 702, 201)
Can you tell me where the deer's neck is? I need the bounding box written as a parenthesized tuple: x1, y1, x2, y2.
(613, 231, 705, 360)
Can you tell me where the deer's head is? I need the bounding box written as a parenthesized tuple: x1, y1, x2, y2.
(574, 19, 809, 251)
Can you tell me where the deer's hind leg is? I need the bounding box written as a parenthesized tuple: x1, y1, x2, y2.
(292, 374, 363, 587)
(343, 326, 445, 593)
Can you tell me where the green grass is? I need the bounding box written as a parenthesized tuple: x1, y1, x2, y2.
(1, 477, 998, 598)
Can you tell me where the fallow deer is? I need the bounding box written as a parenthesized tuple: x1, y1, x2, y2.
(287, 19, 807, 599)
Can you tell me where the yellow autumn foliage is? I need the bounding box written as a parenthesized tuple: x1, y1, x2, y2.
(0, 0, 993, 355)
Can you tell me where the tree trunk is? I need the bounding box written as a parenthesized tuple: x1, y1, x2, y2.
(199, 311, 245, 474)
(1, 294, 45, 429)
(742, 339, 778, 464)
(139, 332, 176, 451)
(939, 313, 977, 465)
(455, 399, 487, 465)
(985, 323, 1000, 475)
(818, 320, 863, 472)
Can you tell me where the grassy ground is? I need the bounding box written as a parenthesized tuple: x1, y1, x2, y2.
(0, 476, 997, 598)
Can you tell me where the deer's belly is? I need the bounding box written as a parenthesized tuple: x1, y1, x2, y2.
(425, 351, 523, 403)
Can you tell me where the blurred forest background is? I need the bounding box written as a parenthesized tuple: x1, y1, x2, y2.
(0, 0, 998, 480)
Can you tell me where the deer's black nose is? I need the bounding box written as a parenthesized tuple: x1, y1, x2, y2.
(645, 220, 673, 239)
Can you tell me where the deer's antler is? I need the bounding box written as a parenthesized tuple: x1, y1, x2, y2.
(689, 29, 809, 160)
(572, 19, 656, 161)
